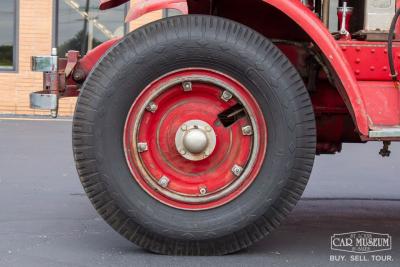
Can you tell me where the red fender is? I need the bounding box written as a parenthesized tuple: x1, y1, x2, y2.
(79, 38, 121, 74)
(99, 0, 129, 10)
(125, 0, 188, 22)
(263, 0, 368, 136)
(99, 0, 188, 17)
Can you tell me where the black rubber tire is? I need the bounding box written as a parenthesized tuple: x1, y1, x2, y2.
(72, 15, 316, 255)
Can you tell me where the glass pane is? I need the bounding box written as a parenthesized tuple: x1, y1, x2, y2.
(57, 0, 126, 57)
(165, 9, 182, 17)
(0, 0, 16, 69)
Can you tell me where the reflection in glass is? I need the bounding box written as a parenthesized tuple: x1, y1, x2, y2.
(164, 9, 183, 17)
(56, 0, 126, 57)
(0, 0, 16, 69)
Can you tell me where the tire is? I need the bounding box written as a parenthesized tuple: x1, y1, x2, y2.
(72, 15, 316, 255)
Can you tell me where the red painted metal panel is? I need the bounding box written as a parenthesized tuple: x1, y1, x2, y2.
(78, 38, 120, 73)
(339, 41, 400, 81)
(99, 0, 129, 10)
(358, 81, 400, 126)
(263, 0, 369, 136)
(396, 0, 400, 37)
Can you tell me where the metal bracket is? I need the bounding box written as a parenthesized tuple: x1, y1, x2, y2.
(30, 91, 58, 109)
(31, 48, 58, 72)
(30, 48, 60, 118)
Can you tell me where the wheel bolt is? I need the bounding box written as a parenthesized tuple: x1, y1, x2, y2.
(232, 164, 243, 177)
(159, 176, 170, 188)
(137, 142, 148, 153)
(182, 81, 192, 92)
(199, 186, 207, 196)
(146, 102, 158, 113)
(181, 124, 188, 131)
(242, 125, 253, 136)
(221, 90, 233, 102)
(204, 126, 211, 132)
(179, 149, 187, 155)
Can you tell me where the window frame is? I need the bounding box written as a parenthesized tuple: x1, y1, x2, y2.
(0, 0, 19, 73)
(52, 0, 128, 53)
(163, 8, 183, 18)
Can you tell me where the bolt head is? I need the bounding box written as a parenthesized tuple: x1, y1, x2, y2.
(199, 186, 207, 195)
(183, 82, 192, 91)
(50, 110, 58, 118)
(159, 176, 170, 188)
(221, 90, 233, 102)
(231, 164, 243, 177)
(242, 125, 253, 136)
(146, 102, 158, 113)
(137, 142, 148, 153)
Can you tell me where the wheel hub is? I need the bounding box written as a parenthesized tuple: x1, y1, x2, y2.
(175, 120, 216, 161)
(183, 129, 207, 153)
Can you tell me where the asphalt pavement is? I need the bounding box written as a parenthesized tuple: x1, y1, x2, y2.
(0, 118, 399, 267)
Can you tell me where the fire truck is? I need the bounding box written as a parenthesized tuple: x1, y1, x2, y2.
(30, 0, 400, 255)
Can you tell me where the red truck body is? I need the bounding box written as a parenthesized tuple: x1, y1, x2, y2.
(38, 0, 398, 154)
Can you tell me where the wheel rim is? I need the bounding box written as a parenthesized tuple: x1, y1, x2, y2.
(124, 69, 267, 210)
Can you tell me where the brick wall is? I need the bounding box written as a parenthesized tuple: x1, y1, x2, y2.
(0, 0, 162, 116)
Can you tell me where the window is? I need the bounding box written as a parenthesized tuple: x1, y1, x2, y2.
(55, 0, 127, 57)
(0, 0, 18, 71)
(164, 9, 182, 18)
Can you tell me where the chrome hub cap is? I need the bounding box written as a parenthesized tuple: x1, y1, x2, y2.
(175, 120, 217, 161)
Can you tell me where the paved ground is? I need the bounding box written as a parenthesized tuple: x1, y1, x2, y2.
(0, 118, 399, 267)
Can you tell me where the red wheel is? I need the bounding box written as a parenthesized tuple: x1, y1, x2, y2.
(124, 69, 267, 210)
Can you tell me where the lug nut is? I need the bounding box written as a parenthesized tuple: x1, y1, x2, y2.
(232, 164, 243, 177)
(73, 69, 86, 82)
(159, 176, 170, 188)
(181, 124, 188, 131)
(199, 186, 207, 196)
(182, 81, 192, 91)
(242, 125, 253, 136)
(179, 149, 187, 155)
(146, 102, 158, 113)
(221, 90, 233, 102)
(137, 142, 148, 153)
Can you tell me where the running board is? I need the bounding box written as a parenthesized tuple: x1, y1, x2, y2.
(369, 127, 400, 138)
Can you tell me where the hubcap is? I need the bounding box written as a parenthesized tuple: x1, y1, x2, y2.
(183, 129, 207, 153)
(124, 69, 267, 210)
(175, 120, 216, 161)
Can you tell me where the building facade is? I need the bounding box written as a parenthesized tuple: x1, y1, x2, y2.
(0, 0, 162, 116)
